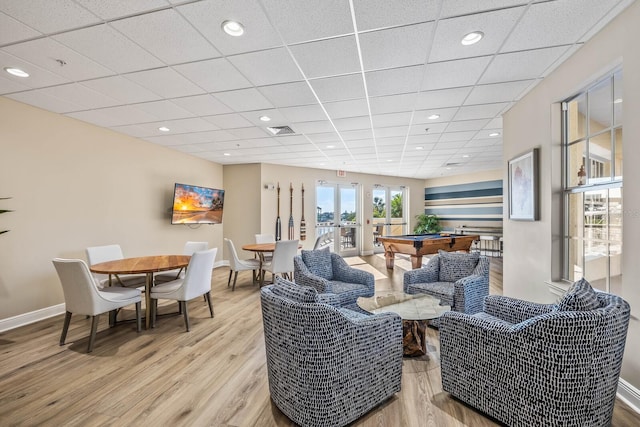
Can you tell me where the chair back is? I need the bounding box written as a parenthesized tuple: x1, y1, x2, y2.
(255, 233, 276, 244)
(224, 238, 241, 269)
(86, 244, 124, 265)
(184, 241, 208, 255)
(269, 240, 298, 274)
(52, 258, 103, 316)
(181, 248, 217, 300)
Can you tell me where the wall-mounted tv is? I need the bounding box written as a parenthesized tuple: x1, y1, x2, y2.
(171, 183, 225, 225)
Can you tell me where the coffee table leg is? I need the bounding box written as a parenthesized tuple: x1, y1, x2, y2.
(402, 320, 428, 357)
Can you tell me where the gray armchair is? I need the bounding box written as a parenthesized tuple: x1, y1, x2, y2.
(260, 278, 403, 427)
(294, 249, 374, 308)
(403, 250, 489, 316)
(439, 279, 630, 427)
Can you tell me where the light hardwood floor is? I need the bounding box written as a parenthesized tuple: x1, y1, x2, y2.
(1, 255, 638, 426)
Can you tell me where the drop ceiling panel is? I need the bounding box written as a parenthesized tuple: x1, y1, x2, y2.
(0, 0, 101, 34)
(429, 7, 525, 62)
(260, 0, 353, 44)
(110, 9, 220, 65)
(0, 11, 41, 45)
(359, 23, 434, 71)
(177, 0, 282, 56)
(413, 107, 458, 124)
(372, 112, 412, 128)
(171, 94, 233, 116)
(158, 117, 221, 133)
(289, 36, 361, 79)
(258, 81, 317, 108)
(203, 113, 254, 129)
(6, 90, 84, 114)
(353, 0, 440, 31)
(53, 24, 165, 74)
(333, 116, 371, 132)
(280, 104, 327, 122)
(228, 48, 303, 86)
(445, 119, 491, 133)
(324, 98, 369, 119)
(36, 83, 120, 111)
(214, 88, 274, 112)
(83, 104, 160, 127)
(480, 46, 571, 84)
(133, 100, 194, 121)
(369, 93, 416, 115)
(80, 75, 162, 104)
(0, 51, 70, 88)
(173, 58, 251, 93)
(422, 56, 492, 91)
(501, 0, 621, 52)
(73, 0, 170, 20)
(366, 65, 425, 97)
(228, 126, 271, 139)
(309, 74, 366, 103)
(376, 126, 408, 138)
(414, 86, 473, 110)
(454, 103, 509, 121)
(240, 109, 289, 126)
(465, 80, 535, 105)
(125, 68, 205, 99)
(341, 129, 373, 141)
(291, 121, 335, 135)
(0, 73, 32, 93)
(439, 0, 528, 18)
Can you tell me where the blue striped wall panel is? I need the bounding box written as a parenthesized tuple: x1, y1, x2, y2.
(424, 180, 504, 227)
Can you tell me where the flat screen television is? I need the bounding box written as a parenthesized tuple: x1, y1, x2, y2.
(171, 183, 224, 225)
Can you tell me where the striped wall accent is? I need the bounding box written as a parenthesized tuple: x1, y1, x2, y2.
(424, 180, 503, 227)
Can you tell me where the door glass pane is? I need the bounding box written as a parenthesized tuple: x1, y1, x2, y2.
(588, 77, 612, 130)
(317, 186, 335, 225)
(588, 132, 612, 183)
(567, 238, 583, 281)
(567, 192, 583, 239)
(339, 187, 357, 250)
(389, 190, 403, 236)
(585, 190, 607, 241)
(567, 94, 587, 142)
(372, 188, 386, 246)
(613, 71, 623, 127)
(567, 140, 586, 187)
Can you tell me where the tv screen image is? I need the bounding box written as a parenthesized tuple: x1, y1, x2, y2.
(171, 183, 224, 224)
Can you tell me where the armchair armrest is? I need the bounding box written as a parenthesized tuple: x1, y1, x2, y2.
(332, 254, 375, 293)
(293, 256, 329, 293)
(403, 261, 439, 291)
(483, 295, 555, 324)
(454, 274, 489, 314)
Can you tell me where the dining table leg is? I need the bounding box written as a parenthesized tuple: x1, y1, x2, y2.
(145, 272, 153, 329)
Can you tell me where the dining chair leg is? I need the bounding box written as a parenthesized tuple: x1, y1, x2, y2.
(205, 292, 214, 318)
(151, 299, 157, 328)
(227, 270, 233, 287)
(60, 311, 72, 346)
(182, 301, 190, 332)
(232, 271, 238, 291)
(88, 314, 100, 353)
(135, 302, 141, 332)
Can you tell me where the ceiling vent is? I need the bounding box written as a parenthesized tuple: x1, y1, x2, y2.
(267, 125, 295, 135)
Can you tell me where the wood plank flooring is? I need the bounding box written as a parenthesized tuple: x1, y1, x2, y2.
(1, 255, 638, 426)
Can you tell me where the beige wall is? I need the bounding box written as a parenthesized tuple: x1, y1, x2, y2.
(222, 162, 426, 254)
(503, 1, 640, 389)
(0, 96, 224, 320)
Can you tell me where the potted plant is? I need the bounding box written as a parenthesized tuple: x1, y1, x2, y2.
(413, 213, 442, 234)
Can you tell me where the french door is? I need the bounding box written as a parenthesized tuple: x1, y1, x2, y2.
(316, 182, 360, 257)
(372, 186, 408, 254)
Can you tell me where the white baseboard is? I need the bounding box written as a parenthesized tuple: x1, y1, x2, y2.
(618, 377, 640, 414)
(0, 303, 65, 333)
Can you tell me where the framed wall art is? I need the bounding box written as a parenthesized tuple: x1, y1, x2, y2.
(508, 148, 539, 221)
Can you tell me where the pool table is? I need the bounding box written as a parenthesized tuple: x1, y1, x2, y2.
(377, 234, 479, 270)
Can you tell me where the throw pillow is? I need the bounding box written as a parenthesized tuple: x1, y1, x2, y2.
(301, 247, 333, 280)
(556, 278, 600, 311)
(271, 276, 317, 303)
(438, 250, 480, 282)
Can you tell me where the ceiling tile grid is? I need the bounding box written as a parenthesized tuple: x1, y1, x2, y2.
(0, 0, 633, 178)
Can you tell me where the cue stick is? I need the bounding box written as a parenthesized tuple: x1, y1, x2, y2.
(300, 184, 306, 241)
(275, 183, 281, 241)
(288, 183, 294, 240)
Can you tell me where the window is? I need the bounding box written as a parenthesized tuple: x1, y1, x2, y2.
(562, 70, 622, 294)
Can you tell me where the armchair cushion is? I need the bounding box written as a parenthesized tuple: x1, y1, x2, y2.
(271, 276, 317, 303)
(556, 277, 600, 311)
(300, 247, 333, 280)
(437, 250, 479, 282)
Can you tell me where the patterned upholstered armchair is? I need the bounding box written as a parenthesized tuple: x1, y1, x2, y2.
(294, 248, 374, 308)
(260, 278, 403, 427)
(439, 279, 631, 427)
(403, 250, 489, 316)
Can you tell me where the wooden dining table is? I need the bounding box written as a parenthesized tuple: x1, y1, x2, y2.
(241, 243, 275, 286)
(89, 255, 191, 329)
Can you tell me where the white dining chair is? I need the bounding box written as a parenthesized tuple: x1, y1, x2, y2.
(261, 240, 299, 285)
(150, 248, 217, 332)
(155, 241, 209, 284)
(52, 258, 141, 353)
(86, 244, 145, 289)
(225, 238, 260, 291)
(255, 233, 275, 262)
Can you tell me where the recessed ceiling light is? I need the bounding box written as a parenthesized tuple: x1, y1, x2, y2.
(614, 98, 623, 104)
(463, 154, 470, 158)
(158, 126, 170, 132)
(326, 145, 335, 149)
(222, 20, 244, 36)
(387, 159, 393, 162)
(461, 31, 484, 46)
(259, 115, 271, 122)
(416, 146, 424, 150)
(223, 153, 231, 156)
(4, 67, 29, 78)
(428, 114, 440, 120)
(489, 132, 500, 137)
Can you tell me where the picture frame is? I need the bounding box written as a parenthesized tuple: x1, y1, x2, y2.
(508, 148, 539, 221)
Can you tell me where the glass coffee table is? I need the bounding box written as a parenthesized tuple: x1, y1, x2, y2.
(357, 292, 450, 357)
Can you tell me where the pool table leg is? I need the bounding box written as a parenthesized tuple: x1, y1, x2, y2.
(384, 251, 395, 269)
(410, 255, 423, 269)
